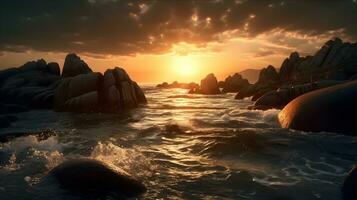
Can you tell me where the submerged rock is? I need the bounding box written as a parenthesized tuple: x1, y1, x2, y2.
(342, 165, 357, 200)
(156, 81, 199, 90)
(278, 80, 357, 135)
(49, 159, 146, 198)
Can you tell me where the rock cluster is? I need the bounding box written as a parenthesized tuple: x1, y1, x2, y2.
(235, 37, 357, 109)
(0, 53, 146, 115)
(221, 73, 251, 93)
(156, 81, 199, 90)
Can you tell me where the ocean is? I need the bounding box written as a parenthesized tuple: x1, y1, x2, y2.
(0, 85, 356, 200)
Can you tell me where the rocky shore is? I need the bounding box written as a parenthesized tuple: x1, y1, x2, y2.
(0, 53, 146, 126)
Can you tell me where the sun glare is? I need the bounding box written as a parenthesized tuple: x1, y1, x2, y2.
(173, 56, 197, 77)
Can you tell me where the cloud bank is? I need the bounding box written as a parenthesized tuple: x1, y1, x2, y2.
(1, 0, 357, 56)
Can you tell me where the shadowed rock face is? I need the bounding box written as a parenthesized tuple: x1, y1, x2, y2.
(0, 59, 61, 108)
(200, 73, 220, 94)
(342, 166, 357, 200)
(222, 73, 251, 93)
(190, 73, 220, 95)
(49, 159, 146, 198)
(278, 80, 357, 135)
(62, 53, 92, 77)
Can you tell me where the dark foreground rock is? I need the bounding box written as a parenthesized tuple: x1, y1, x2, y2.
(251, 80, 342, 110)
(278, 80, 357, 135)
(189, 73, 221, 94)
(156, 81, 199, 90)
(342, 165, 357, 200)
(49, 159, 146, 198)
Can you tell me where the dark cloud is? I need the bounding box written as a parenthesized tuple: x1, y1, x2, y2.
(1, 0, 357, 55)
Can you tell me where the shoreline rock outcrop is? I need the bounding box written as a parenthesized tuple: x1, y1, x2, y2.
(0, 53, 146, 115)
(234, 37, 357, 110)
(278, 80, 357, 135)
(251, 80, 342, 110)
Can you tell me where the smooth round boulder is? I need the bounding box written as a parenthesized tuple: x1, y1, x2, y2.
(49, 159, 146, 198)
(342, 166, 357, 200)
(278, 80, 357, 135)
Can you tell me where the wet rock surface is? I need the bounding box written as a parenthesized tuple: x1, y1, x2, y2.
(49, 159, 146, 198)
(278, 80, 357, 135)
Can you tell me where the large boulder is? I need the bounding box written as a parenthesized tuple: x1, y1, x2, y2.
(251, 80, 342, 110)
(62, 53, 92, 77)
(102, 67, 146, 112)
(278, 80, 357, 135)
(54, 67, 146, 113)
(200, 73, 220, 94)
(190, 73, 220, 94)
(49, 159, 146, 198)
(342, 165, 357, 200)
(222, 73, 251, 93)
(54, 73, 102, 112)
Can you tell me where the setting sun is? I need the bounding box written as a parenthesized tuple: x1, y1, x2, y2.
(172, 56, 198, 77)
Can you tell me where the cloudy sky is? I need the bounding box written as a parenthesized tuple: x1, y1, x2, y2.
(1, 0, 357, 82)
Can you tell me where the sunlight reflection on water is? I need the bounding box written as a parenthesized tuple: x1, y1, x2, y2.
(0, 85, 356, 199)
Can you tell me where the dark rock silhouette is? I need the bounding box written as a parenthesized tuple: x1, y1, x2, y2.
(54, 72, 103, 112)
(342, 165, 357, 200)
(235, 65, 279, 100)
(221, 73, 251, 93)
(237, 37, 357, 109)
(0, 59, 61, 109)
(156, 81, 199, 90)
(49, 159, 146, 198)
(238, 68, 261, 83)
(190, 73, 220, 94)
(278, 80, 357, 135)
(251, 80, 342, 110)
(62, 53, 92, 77)
(102, 67, 146, 112)
(0, 53, 146, 114)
